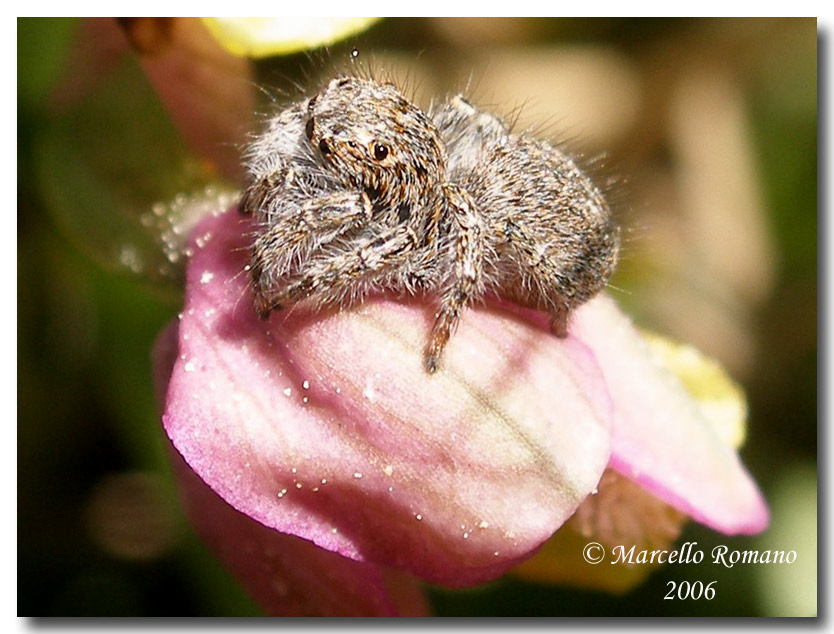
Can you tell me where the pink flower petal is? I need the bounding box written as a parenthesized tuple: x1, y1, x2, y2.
(571, 296, 769, 535)
(161, 208, 612, 587)
(154, 323, 429, 616)
(173, 439, 429, 616)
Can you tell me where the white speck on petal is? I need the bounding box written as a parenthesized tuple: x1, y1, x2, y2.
(200, 271, 214, 284)
(302, 380, 310, 390)
(353, 472, 363, 479)
(363, 377, 376, 402)
(184, 361, 196, 373)
(283, 387, 292, 397)
(383, 465, 393, 476)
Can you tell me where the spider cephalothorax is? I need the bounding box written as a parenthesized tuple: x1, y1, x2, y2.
(304, 77, 446, 218)
(240, 75, 620, 373)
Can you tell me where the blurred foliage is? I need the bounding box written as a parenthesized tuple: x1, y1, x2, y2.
(18, 17, 816, 616)
(35, 57, 209, 288)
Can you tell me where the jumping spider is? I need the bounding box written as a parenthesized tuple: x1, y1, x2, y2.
(240, 76, 620, 373)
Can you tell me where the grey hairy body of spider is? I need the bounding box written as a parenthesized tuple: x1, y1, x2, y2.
(240, 75, 620, 373)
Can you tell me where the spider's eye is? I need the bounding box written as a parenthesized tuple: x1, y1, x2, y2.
(318, 139, 331, 155)
(373, 143, 389, 161)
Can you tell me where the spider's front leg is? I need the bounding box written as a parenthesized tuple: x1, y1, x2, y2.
(254, 222, 419, 317)
(425, 184, 485, 373)
(250, 189, 373, 319)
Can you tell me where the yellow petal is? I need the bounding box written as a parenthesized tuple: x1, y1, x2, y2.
(642, 331, 748, 449)
(200, 17, 380, 58)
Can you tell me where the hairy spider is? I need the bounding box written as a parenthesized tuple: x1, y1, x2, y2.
(240, 75, 620, 373)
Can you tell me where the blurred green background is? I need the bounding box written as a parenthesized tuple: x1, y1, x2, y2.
(18, 17, 816, 616)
